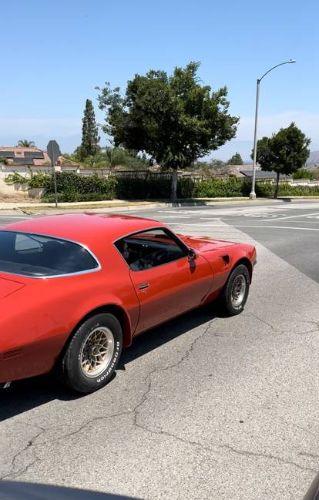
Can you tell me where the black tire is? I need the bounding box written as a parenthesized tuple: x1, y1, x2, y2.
(61, 313, 123, 394)
(220, 264, 250, 316)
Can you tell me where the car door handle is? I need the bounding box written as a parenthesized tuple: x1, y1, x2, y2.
(138, 282, 150, 290)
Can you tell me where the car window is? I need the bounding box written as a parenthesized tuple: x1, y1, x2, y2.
(0, 231, 100, 277)
(15, 233, 43, 252)
(115, 228, 187, 271)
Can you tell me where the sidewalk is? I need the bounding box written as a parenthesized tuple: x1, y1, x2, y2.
(0, 197, 263, 215)
(1, 196, 319, 215)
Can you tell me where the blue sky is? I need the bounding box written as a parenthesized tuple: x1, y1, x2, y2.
(1, 0, 318, 160)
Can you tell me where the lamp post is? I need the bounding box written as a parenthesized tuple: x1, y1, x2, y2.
(249, 59, 296, 199)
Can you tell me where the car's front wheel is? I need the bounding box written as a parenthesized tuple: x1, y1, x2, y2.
(62, 313, 123, 394)
(220, 264, 250, 316)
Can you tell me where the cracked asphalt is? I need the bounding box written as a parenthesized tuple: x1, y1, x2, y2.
(1, 201, 319, 499)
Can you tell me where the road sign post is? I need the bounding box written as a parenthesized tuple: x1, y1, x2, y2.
(47, 140, 61, 208)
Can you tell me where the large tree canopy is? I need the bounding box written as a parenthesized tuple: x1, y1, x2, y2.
(97, 62, 238, 201)
(255, 122, 311, 198)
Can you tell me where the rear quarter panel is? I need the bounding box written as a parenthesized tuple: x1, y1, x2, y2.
(0, 247, 139, 383)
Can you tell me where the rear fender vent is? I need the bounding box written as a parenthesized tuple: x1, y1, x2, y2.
(221, 255, 230, 265)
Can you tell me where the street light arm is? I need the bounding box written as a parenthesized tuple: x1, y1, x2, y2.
(258, 59, 296, 82)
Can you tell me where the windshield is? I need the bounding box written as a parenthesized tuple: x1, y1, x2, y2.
(0, 231, 99, 277)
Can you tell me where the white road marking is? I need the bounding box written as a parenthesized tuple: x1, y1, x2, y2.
(260, 211, 319, 221)
(199, 217, 223, 220)
(261, 220, 319, 224)
(232, 225, 319, 231)
(168, 222, 230, 226)
(152, 215, 191, 218)
(247, 213, 285, 218)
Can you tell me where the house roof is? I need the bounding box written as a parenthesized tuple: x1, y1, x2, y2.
(0, 147, 50, 166)
(240, 169, 290, 179)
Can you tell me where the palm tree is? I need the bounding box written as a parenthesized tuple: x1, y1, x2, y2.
(17, 139, 35, 148)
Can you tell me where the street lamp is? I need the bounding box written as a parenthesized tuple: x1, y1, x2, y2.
(249, 59, 296, 199)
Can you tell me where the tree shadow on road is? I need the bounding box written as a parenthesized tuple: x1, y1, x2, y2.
(0, 305, 219, 423)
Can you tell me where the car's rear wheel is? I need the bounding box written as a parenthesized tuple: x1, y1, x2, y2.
(62, 313, 123, 394)
(220, 264, 250, 316)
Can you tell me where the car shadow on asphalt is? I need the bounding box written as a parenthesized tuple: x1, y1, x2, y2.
(0, 305, 219, 423)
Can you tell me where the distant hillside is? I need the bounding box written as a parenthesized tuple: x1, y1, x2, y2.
(307, 151, 319, 166)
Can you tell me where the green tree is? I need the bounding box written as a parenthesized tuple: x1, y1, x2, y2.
(228, 152, 243, 165)
(97, 62, 238, 202)
(17, 139, 35, 147)
(255, 123, 311, 198)
(80, 99, 100, 159)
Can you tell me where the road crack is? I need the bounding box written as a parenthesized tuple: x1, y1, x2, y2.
(0, 425, 46, 480)
(247, 312, 319, 336)
(1, 319, 216, 479)
(132, 319, 218, 456)
(220, 444, 317, 473)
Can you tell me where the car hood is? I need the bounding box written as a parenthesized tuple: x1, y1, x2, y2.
(178, 234, 236, 252)
(0, 274, 26, 299)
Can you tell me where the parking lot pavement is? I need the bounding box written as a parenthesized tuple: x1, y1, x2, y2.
(1, 203, 319, 499)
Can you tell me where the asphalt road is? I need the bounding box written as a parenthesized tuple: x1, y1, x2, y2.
(129, 200, 319, 283)
(1, 200, 319, 499)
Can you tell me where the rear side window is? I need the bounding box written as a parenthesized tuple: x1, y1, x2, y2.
(115, 228, 187, 271)
(0, 231, 99, 277)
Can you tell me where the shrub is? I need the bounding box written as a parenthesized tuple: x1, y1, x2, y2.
(193, 178, 249, 197)
(292, 169, 314, 180)
(256, 181, 319, 197)
(43, 172, 117, 201)
(29, 172, 50, 188)
(5, 172, 50, 189)
(5, 172, 29, 185)
(115, 176, 170, 199)
(114, 175, 196, 199)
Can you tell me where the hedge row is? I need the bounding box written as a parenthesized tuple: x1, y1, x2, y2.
(194, 178, 250, 197)
(41, 172, 197, 201)
(12, 171, 319, 201)
(255, 182, 319, 197)
(42, 173, 117, 202)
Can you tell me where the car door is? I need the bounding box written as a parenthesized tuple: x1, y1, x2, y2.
(115, 228, 213, 333)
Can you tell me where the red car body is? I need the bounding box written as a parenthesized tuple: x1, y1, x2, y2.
(0, 213, 256, 385)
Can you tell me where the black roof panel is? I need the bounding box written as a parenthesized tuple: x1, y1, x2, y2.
(12, 158, 35, 166)
(0, 151, 14, 158)
(24, 151, 44, 159)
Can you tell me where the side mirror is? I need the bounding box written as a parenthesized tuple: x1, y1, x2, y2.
(188, 248, 197, 261)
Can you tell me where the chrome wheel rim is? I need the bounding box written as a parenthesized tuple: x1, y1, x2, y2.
(231, 274, 246, 308)
(80, 327, 115, 378)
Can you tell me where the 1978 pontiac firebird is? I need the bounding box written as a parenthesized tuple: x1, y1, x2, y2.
(0, 214, 256, 393)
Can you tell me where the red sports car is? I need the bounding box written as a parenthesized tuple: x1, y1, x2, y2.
(0, 214, 256, 393)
